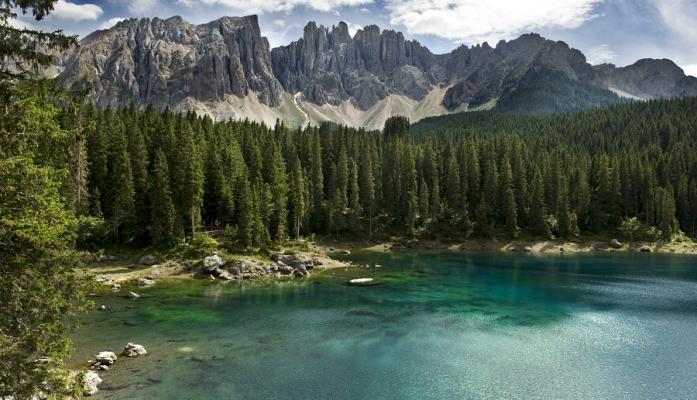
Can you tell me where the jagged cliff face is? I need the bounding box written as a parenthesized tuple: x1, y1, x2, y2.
(60, 15, 282, 109)
(58, 15, 697, 127)
(271, 22, 438, 110)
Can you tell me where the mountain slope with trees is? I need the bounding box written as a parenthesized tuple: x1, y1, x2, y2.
(72, 97, 697, 251)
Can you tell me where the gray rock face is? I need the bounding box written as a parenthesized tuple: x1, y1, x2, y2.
(271, 22, 437, 109)
(57, 16, 697, 122)
(594, 58, 697, 99)
(441, 33, 599, 110)
(60, 16, 282, 109)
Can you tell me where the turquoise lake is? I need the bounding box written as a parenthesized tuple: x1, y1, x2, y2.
(71, 251, 697, 399)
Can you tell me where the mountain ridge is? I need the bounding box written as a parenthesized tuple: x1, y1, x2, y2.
(57, 15, 697, 128)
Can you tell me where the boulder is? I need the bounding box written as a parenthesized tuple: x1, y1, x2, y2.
(523, 246, 533, 252)
(609, 239, 623, 249)
(94, 351, 117, 366)
(229, 260, 253, 275)
(128, 292, 140, 299)
(137, 278, 156, 287)
(278, 265, 294, 275)
(122, 342, 147, 357)
(639, 245, 653, 253)
(202, 253, 226, 272)
(138, 255, 158, 266)
(110, 283, 121, 291)
(212, 268, 234, 281)
(82, 371, 102, 396)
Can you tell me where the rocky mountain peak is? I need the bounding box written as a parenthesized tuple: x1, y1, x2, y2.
(57, 15, 697, 127)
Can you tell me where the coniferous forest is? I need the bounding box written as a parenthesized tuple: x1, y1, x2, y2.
(4, 1, 697, 397)
(72, 97, 697, 250)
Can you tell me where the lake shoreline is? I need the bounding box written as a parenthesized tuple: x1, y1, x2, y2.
(319, 237, 697, 256)
(89, 237, 697, 289)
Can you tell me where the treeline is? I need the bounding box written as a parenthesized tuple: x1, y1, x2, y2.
(73, 98, 697, 248)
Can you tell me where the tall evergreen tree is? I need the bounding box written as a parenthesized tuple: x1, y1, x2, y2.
(150, 149, 176, 245)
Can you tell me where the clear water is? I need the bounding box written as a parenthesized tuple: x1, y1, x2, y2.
(71, 252, 697, 399)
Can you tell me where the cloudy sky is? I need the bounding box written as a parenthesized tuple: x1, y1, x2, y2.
(12, 0, 697, 76)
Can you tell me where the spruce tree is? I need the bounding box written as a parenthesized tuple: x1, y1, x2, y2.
(529, 168, 551, 237)
(289, 156, 306, 238)
(359, 145, 376, 237)
(150, 149, 176, 245)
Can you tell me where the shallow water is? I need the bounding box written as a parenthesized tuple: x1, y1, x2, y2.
(71, 252, 697, 399)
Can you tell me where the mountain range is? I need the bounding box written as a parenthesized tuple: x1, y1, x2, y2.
(56, 15, 697, 129)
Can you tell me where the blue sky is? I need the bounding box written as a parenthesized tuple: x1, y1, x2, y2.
(12, 0, 697, 76)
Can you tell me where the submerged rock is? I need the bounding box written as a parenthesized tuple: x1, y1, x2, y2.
(122, 342, 147, 357)
(83, 371, 102, 396)
(347, 278, 381, 286)
(127, 292, 140, 299)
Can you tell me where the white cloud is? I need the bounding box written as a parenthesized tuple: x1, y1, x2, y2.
(7, 17, 36, 30)
(51, 0, 103, 21)
(386, 0, 603, 44)
(346, 22, 362, 36)
(128, 0, 159, 13)
(586, 44, 616, 65)
(655, 0, 697, 39)
(99, 17, 126, 29)
(682, 64, 697, 78)
(177, 0, 373, 14)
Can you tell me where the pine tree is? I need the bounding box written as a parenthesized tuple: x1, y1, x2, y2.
(105, 120, 135, 241)
(150, 149, 176, 245)
(359, 145, 376, 237)
(268, 142, 288, 241)
(557, 176, 574, 238)
(529, 167, 551, 237)
(175, 122, 204, 237)
(348, 159, 362, 233)
(500, 158, 518, 236)
(237, 174, 253, 247)
(445, 150, 461, 212)
(404, 146, 419, 236)
(289, 155, 306, 238)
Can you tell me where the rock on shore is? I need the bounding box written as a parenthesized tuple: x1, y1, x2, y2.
(82, 371, 102, 396)
(195, 252, 323, 281)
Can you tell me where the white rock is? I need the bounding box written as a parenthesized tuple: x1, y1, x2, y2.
(95, 351, 117, 366)
(347, 278, 380, 286)
(128, 292, 140, 299)
(82, 371, 102, 396)
(122, 342, 147, 357)
(202, 254, 226, 271)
